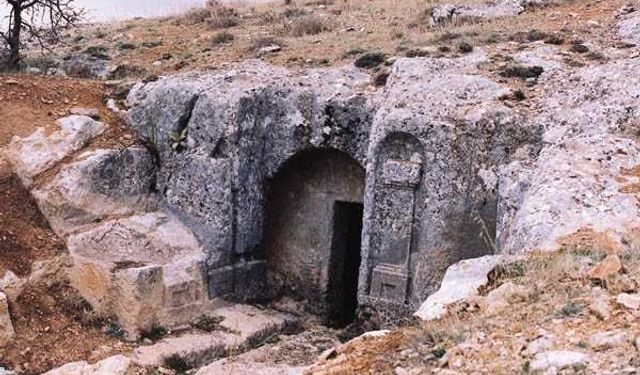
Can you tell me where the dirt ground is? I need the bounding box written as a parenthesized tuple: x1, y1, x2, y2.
(0, 75, 135, 374)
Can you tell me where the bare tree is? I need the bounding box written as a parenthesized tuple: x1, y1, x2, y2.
(1, 0, 83, 69)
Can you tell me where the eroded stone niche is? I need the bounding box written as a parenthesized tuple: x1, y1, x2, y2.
(264, 148, 365, 322)
(366, 132, 424, 305)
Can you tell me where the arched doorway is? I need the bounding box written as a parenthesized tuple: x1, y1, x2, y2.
(264, 148, 365, 326)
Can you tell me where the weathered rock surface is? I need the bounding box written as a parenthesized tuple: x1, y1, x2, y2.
(3, 115, 106, 186)
(618, 11, 640, 45)
(132, 305, 294, 368)
(499, 57, 640, 254)
(42, 355, 135, 375)
(428, 0, 559, 26)
(513, 45, 565, 73)
(414, 255, 514, 320)
(32, 147, 157, 237)
(0, 292, 15, 347)
(67, 211, 208, 337)
(529, 351, 589, 372)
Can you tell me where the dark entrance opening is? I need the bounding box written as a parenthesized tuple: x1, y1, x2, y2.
(327, 201, 364, 327)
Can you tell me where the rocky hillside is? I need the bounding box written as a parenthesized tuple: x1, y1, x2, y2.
(1, 0, 640, 374)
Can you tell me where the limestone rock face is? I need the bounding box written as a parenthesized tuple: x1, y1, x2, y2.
(3, 115, 106, 186)
(500, 135, 640, 253)
(499, 58, 640, 254)
(0, 292, 15, 348)
(618, 11, 640, 45)
(127, 55, 537, 315)
(32, 147, 157, 237)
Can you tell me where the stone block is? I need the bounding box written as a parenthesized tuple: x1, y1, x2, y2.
(3, 115, 106, 186)
(113, 265, 164, 336)
(369, 264, 409, 303)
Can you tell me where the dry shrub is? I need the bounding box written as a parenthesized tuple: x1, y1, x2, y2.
(211, 31, 235, 45)
(176, 3, 240, 29)
(287, 15, 332, 36)
(178, 8, 213, 25)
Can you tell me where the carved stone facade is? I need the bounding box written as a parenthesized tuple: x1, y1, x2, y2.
(127, 57, 537, 322)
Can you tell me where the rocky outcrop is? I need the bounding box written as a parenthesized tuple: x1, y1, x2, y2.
(498, 58, 640, 254)
(3, 115, 106, 186)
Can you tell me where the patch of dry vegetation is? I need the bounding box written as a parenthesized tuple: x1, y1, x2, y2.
(49, 0, 628, 75)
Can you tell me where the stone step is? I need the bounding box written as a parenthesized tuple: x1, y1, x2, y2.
(132, 304, 296, 369)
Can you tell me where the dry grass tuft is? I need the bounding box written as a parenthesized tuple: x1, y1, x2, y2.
(286, 15, 332, 36)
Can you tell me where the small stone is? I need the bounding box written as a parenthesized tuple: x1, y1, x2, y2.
(589, 289, 611, 320)
(617, 293, 640, 310)
(522, 335, 554, 357)
(257, 45, 282, 56)
(588, 330, 629, 351)
(529, 351, 589, 372)
(587, 254, 621, 281)
(0, 292, 15, 347)
(69, 107, 100, 120)
(395, 367, 410, 375)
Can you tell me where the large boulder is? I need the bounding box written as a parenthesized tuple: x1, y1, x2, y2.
(414, 255, 514, 321)
(3, 115, 106, 186)
(32, 147, 157, 237)
(67, 212, 207, 337)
